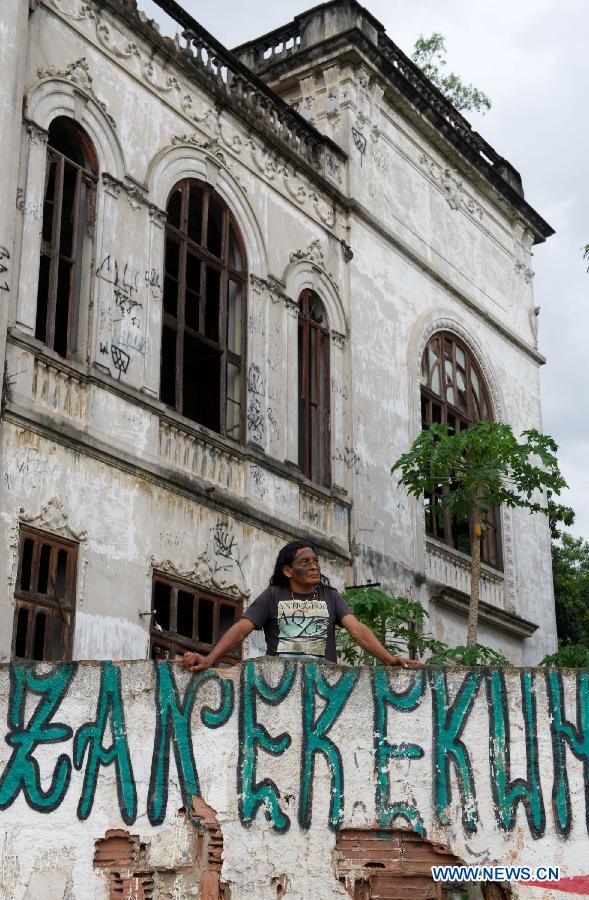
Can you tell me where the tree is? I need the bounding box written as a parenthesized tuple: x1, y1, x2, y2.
(552, 532, 589, 647)
(583, 244, 589, 271)
(392, 421, 567, 646)
(411, 33, 491, 114)
(337, 586, 446, 665)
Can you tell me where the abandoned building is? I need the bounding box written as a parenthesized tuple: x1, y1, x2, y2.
(0, 0, 556, 669)
(0, 1, 579, 898)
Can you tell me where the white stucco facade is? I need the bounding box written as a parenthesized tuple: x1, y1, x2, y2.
(1, 0, 556, 674)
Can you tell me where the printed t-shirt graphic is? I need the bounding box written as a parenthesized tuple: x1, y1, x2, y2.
(276, 597, 329, 657)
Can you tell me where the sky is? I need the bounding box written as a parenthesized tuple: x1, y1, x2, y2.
(140, 0, 589, 540)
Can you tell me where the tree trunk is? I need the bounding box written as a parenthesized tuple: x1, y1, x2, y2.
(467, 513, 482, 647)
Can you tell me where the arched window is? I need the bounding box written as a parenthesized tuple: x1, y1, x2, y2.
(298, 290, 330, 487)
(36, 117, 97, 360)
(420, 331, 501, 568)
(160, 180, 247, 440)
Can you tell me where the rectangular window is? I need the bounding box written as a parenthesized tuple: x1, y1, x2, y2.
(150, 573, 242, 666)
(13, 527, 78, 661)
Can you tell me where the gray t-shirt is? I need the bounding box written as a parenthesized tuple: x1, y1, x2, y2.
(243, 585, 352, 662)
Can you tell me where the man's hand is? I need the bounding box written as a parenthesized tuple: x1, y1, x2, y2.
(341, 615, 425, 668)
(182, 651, 214, 672)
(180, 617, 256, 673)
(386, 655, 423, 668)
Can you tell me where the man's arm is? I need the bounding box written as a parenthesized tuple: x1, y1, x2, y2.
(182, 617, 256, 671)
(340, 614, 423, 667)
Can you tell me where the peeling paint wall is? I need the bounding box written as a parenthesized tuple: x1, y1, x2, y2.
(0, 658, 587, 899)
(0, 0, 556, 682)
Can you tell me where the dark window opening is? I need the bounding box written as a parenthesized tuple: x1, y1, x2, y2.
(298, 289, 331, 487)
(421, 331, 502, 569)
(13, 526, 77, 661)
(161, 179, 247, 441)
(150, 574, 241, 665)
(35, 117, 97, 361)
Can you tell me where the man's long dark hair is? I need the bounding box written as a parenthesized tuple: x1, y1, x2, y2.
(269, 540, 331, 588)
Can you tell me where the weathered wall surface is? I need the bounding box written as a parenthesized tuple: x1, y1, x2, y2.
(0, 658, 587, 899)
(1, 0, 556, 680)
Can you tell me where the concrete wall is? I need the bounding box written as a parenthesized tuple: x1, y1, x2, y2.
(0, 658, 587, 898)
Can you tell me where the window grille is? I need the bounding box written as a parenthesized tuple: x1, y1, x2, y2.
(150, 572, 243, 666)
(298, 289, 331, 487)
(36, 117, 97, 360)
(420, 331, 501, 569)
(13, 526, 78, 660)
(161, 180, 247, 440)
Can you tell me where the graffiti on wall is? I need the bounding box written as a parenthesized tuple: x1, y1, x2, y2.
(0, 661, 588, 842)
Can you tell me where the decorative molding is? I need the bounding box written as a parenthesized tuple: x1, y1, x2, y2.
(26, 120, 48, 146)
(101, 171, 156, 215)
(331, 331, 345, 350)
(37, 57, 116, 128)
(290, 238, 325, 268)
(285, 297, 300, 320)
(101, 172, 122, 198)
(8, 497, 89, 605)
(151, 552, 250, 602)
(513, 221, 535, 283)
(288, 239, 341, 299)
(148, 204, 167, 229)
(171, 125, 248, 193)
(20, 496, 88, 542)
(419, 151, 483, 220)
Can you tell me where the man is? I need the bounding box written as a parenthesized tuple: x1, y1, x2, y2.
(183, 540, 422, 671)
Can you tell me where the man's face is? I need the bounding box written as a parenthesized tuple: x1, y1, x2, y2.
(283, 546, 321, 589)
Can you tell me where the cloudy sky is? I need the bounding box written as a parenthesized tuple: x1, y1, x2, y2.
(141, 0, 588, 540)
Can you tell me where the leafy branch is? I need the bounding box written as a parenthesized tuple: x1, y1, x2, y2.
(412, 33, 491, 114)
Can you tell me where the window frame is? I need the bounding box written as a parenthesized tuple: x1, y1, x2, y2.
(150, 571, 243, 666)
(420, 331, 502, 570)
(298, 289, 331, 488)
(161, 179, 247, 441)
(13, 525, 78, 661)
(36, 120, 98, 361)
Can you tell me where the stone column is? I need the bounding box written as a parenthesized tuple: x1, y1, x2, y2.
(15, 122, 49, 333)
(142, 204, 167, 398)
(330, 330, 346, 490)
(284, 296, 300, 465)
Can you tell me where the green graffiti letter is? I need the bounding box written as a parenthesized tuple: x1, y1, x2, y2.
(148, 664, 234, 826)
(299, 663, 358, 830)
(546, 670, 589, 837)
(430, 669, 481, 834)
(238, 660, 295, 833)
(486, 670, 545, 837)
(74, 661, 136, 824)
(0, 664, 75, 812)
(372, 668, 426, 835)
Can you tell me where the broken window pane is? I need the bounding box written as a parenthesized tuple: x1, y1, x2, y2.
(420, 332, 500, 569)
(36, 119, 97, 360)
(205, 267, 220, 341)
(187, 184, 203, 244)
(207, 197, 223, 257)
(162, 180, 246, 440)
(227, 281, 242, 354)
(228, 225, 243, 271)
